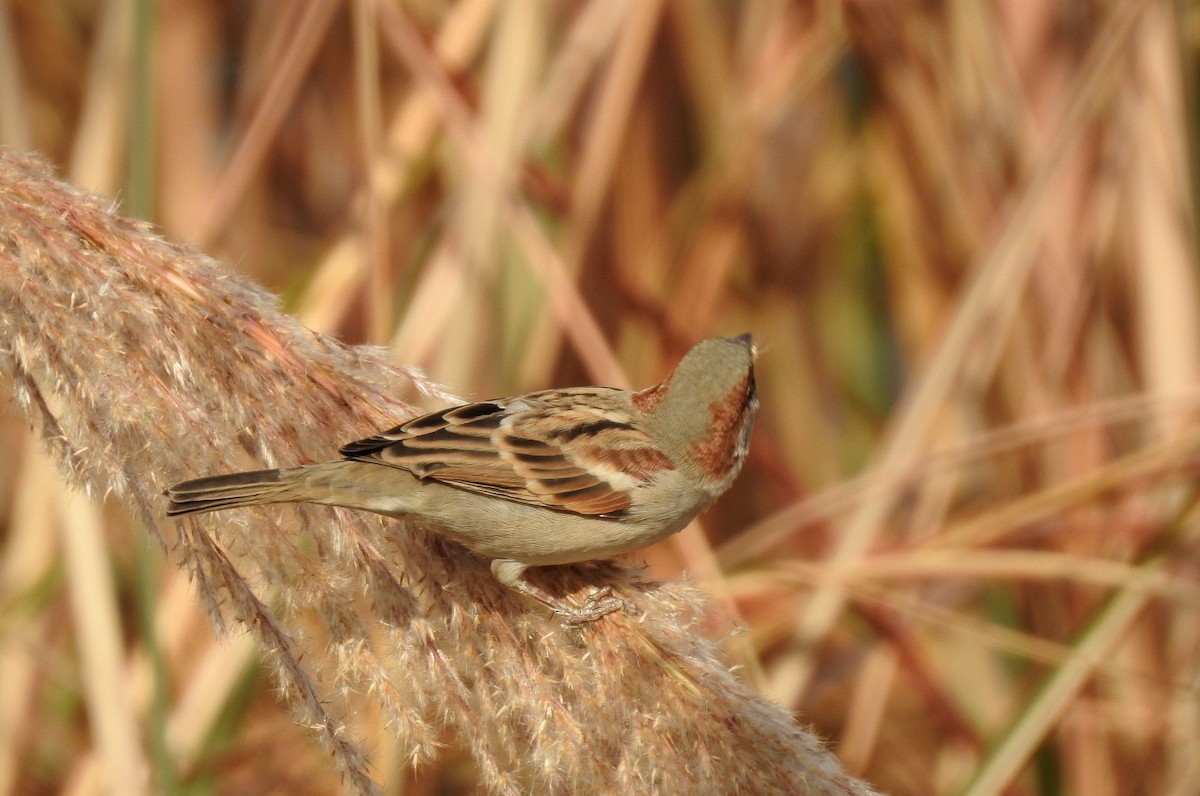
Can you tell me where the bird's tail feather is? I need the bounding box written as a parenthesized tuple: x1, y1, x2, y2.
(166, 467, 308, 515)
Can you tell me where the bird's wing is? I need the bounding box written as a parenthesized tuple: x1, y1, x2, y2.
(339, 388, 674, 517)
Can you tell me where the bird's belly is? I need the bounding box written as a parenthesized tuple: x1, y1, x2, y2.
(393, 481, 694, 566)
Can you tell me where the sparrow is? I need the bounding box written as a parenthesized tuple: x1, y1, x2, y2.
(166, 334, 758, 622)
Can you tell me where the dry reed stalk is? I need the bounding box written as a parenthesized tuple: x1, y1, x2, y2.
(0, 148, 882, 795)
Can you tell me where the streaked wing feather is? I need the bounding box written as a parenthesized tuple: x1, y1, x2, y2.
(338, 391, 673, 516)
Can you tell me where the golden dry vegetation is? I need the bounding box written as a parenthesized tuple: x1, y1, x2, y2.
(0, 2, 1198, 795)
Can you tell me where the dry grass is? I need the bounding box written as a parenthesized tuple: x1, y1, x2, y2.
(0, 1, 1197, 794)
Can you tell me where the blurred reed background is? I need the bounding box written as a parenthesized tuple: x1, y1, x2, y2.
(1, 1, 1198, 794)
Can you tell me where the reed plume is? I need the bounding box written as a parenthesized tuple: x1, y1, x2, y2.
(0, 149, 880, 795)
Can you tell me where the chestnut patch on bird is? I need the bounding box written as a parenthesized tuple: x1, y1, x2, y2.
(630, 381, 668, 413)
(690, 373, 752, 480)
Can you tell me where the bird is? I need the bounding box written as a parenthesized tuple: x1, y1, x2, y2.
(166, 334, 758, 622)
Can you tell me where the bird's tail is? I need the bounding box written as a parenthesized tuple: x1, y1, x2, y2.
(165, 466, 317, 516)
